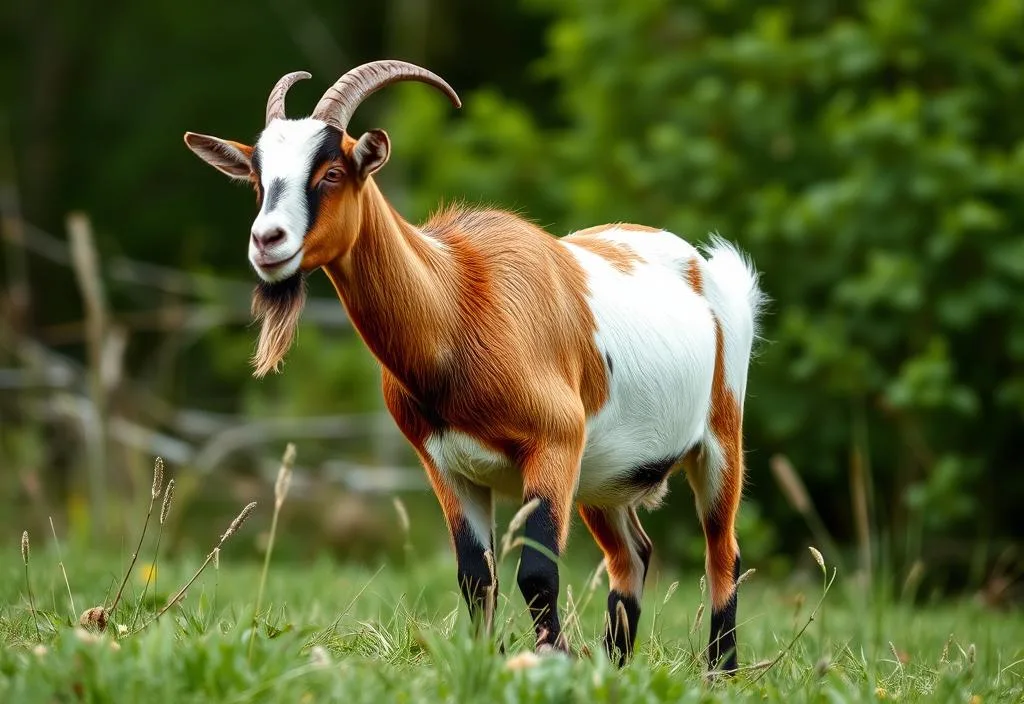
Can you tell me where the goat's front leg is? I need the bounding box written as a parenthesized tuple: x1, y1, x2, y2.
(419, 455, 496, 632)
(516, 430, 584, 652)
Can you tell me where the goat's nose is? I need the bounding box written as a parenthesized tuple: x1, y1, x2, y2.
(252, 227, 286, 250)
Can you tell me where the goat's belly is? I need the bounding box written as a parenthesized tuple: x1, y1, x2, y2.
(424, 430, 522, 496)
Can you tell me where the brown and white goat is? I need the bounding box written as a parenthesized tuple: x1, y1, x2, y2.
(184, 61, 764, 670)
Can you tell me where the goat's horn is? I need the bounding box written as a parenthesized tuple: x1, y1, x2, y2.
(312, 60, 460, 132)
(266, 71, 312, 125)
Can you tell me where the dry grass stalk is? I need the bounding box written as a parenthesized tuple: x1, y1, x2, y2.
(849, 442, 872, 580)
(770, 454, 842, 566)
(160, 479, 175, 525)
(250, 442, 296, 660)
(691, 602, 705, 634)
(222, 502, 257, 543)
(613, 599, 630, 661)
(744, 558, 838, 691)
(736, 568, 757, 589)
(22, 530, 41, 640)
(500, 498, 540, 560)
(662, 580, 679, 606)
(482, 549, 496, 637)
(110, 457, 165, 616)
(48, 516, 76, 619)
(809, 546, 825, 572)
(133, 500, 258, 635)
(152, 457, 164, 500)
(131, 477, 176, 630)
(393, 497, 412, 558)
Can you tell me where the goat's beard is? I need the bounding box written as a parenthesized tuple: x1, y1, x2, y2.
(250, 274, 307, 377)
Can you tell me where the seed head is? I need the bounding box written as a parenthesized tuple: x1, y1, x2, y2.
(736, 568, 757, 589)
(509, 498, 540, 534)
(221, 502, 257, 543)
(21, 530, 29, 565)
(213, 547, 220, 570)
(160, 479, 176, 524)
(274, 443, 296, 506)
(691, 601, 705, 633)
(662, 580, 679, 606)
(152, 457, 164, 500)
(808, 546, 825, 571)
(392, 497, 410, 535)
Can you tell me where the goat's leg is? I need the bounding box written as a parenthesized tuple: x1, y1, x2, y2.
(516, 434, 584, 652)
(578, 504, 652, 665)
(686, 441, 745, 672)
(419, 455, 496, 632)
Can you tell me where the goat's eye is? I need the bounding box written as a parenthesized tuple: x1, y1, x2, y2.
(323, 167, 343, 183)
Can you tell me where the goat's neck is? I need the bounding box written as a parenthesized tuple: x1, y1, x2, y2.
(322, 180, 456, 396)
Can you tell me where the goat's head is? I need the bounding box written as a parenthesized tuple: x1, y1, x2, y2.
(185, 60, 460, 281)
(183, 61, 460, 376)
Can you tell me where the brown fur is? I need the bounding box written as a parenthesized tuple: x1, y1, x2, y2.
(686, 257, 704, 295)
(579, 506, 634, 593)
(283, 133, 608, 543)
(685, 319, 744, 611)
(564, 232, 642, 273)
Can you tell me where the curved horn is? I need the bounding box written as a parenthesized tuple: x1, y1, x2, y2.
(265, 71, 312, 125)
(312, 60, 460, 132)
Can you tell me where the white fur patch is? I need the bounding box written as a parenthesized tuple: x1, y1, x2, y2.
(249, 118, 331, 282)
(562, 229, 718, 505)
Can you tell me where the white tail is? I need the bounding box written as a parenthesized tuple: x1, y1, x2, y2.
(701, 235, 766, 407)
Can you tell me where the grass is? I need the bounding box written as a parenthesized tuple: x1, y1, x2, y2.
(1, 540, 1021, 702)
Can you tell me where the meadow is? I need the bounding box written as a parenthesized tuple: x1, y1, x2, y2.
(1, 472, 1020, 704)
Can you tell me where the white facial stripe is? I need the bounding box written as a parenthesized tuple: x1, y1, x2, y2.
(248, 118, 332, 282)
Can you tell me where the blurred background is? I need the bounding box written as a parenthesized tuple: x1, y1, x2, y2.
(1, 0, 1021, 604)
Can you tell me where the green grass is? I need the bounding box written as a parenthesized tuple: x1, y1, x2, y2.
(1, 542, 1021, 703)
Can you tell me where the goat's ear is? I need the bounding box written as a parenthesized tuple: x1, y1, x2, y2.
(183, 132, 254, 180)
(350, 129, 391, 180)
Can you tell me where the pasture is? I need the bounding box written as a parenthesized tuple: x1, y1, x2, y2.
(2, 500, 1020, 703)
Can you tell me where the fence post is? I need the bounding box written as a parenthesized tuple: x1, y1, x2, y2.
(67, 211, 109, 534)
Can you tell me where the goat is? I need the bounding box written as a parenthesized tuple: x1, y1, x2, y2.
(184, 60, 764, 671)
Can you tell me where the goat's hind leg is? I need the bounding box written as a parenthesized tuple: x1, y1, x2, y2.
(686, 434, 744, 674)
(578, 504, 652, 665)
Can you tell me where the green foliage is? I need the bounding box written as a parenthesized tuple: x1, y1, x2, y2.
(387, 0, 1024, 567)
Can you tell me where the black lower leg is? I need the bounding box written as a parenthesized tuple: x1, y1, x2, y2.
(453, 518, 494, 630)
(605, 591, 641, 665)
(516, 497, 564, 649)
(708, 555, 740, 673)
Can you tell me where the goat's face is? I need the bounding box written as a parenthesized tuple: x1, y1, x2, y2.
(184, 120, 391, 283)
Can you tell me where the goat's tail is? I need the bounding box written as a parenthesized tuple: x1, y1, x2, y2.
(699, 235, 766, 405)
